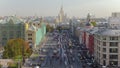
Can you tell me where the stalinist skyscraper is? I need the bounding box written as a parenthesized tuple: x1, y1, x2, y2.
(56, 6, 67, 23)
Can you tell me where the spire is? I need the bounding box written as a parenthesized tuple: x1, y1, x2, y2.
(60, 5, 64, 14)
(87, 13, 91, 22)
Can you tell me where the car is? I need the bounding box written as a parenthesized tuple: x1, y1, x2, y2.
(42, 49, 46, 52)
(85, 59, 93, 66)
(87, 62, 92, 66)
(40, 57, 45, 61)
(72, 57, 75, 62)
(34, 66, 40, 68)
(102, 66, 107, 68)
(77, 53, 81, 57)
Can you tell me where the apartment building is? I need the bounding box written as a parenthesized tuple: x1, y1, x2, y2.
(94, 28, 120, 66)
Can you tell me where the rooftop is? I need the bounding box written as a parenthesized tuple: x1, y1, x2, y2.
(0, 16, 24, 24)
(95, 28, 120, 36)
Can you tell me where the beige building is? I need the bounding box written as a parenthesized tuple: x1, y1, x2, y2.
(25, 19, 46, 49)
(94, 28, 120, 66)
(25, 23, 36, 48)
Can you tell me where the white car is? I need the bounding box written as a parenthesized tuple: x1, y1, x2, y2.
(34, 66, 39, 68)
(102, 66, 106, 68)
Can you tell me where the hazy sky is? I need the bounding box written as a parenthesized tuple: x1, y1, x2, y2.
(0, 0, 120, 17)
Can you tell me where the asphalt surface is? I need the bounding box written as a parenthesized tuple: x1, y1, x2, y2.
(24, 30, 94, 68)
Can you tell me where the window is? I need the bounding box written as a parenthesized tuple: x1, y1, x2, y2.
(110, 42, 118, 47)
(2, 34, 7, 37)
(28, 42, 32, 44)
(103, 48, 106, 52)
(109, 61, 118, 66)
(103, 42, 106, 46)
(2, 31, 7, 34)
(103, 37, 106, 40)
(2, 42, 5, 46)
(109, 55, 118, 59)
(109, 48, 118, 53)
(99, 47, 100, 51)
(110, 36, 118, 40)
(103, 54, 106, 59)
(28, 34, 32, 36)
(2, 38, 7, 40)
(28, 38, 32, 40)
(103, 60, 106, 66)
(17, 31, 21, 33)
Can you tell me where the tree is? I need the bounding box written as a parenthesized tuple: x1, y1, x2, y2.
(91, 22, 97, 26)
(46, 24, 54, 32)
(56, 26, 62, 32)
(3, 38, 33, 59)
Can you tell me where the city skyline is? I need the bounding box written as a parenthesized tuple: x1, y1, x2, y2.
(0, 0, 120, 18)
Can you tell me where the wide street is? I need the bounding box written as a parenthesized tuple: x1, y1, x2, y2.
(24, 29, 96, 68)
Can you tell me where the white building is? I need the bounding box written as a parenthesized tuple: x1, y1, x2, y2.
(108, 12, 120, 28)
(94, 28, 120, 66)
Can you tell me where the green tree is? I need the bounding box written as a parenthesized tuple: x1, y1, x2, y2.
(3, 38, 33, 59)
(8, 62, 18, 68)
(46, 24, 54, 32)
(91, 21, 97, 26)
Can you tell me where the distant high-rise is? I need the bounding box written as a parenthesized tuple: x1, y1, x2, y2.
(56, 5, 67, 23)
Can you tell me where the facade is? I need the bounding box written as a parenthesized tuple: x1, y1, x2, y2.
(94, 28, 120, 66)
(108, 12, 120, 28)
(25, 19, 46, 48)
(0, 16, 46, 49)
(56, 6, 67, 24)
(0, 16, 26, 46)
(75, 12, 120, 67)
(86, 27, 98, 55)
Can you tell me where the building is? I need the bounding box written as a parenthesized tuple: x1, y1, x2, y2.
(56, 5, 68, 24)
(94, 28, 120, 66)
(0, 16, 26, 46)
(0, 16, 46, 49)
(86, 27, 98, 55)
(112, 12, 120, 18)
(108, 12, 120, 28)
(25, 18, 46, 48)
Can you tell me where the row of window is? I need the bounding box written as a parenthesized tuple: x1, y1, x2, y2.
(103, 60, 118, 66)
(103, 48, 118, 53)
(28, 34, 32, 36)
(103, 54, 118, 59)
(28, 38, 32, 40)
(97, 36, 119, 40)
(98, 42, 118, 47)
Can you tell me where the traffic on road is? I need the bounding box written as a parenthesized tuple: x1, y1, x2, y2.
(24, 29, 99, 68)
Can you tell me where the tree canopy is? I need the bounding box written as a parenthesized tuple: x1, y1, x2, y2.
(3, 38, 32, 59)
(91, 21, 97, 26)
(46, 24, 54, 32)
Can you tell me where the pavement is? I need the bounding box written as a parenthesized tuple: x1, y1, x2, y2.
(23, 30, 93, 68)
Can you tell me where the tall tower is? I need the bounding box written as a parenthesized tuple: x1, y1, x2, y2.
(87, 13, 91, 23)
(58, 5, 65, 23)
